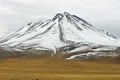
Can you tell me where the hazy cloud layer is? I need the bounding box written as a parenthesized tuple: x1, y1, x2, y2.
(0, 0, 120, 37)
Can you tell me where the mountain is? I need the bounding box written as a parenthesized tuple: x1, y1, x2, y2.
(0, 12, 120, 59)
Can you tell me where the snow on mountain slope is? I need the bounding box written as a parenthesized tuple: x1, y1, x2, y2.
(0, 12, 119, 57)
(66, 51, 118, 60)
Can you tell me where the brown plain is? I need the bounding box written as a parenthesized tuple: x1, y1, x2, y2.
(0, 56, 120, 80)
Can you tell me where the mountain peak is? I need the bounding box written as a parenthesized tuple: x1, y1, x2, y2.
(53, 12, 72, 21)
(64, 12, 71, 16)
(53, 13, 64, 21)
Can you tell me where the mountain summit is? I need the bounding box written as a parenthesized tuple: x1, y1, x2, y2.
(0, 12, 120, 59)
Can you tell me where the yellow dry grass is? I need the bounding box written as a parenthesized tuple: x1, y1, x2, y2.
(0, 56, 120, 80)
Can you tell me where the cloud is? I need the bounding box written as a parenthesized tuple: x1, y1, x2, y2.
(0, 1, 18, 15)
(0, 6, 18, 15)
(0, 0, 120, 37)
(0, 20, 8, 32)
(11, 0, 38, 5)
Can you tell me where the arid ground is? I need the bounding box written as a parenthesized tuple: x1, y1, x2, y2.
(0, 56, 120, 80)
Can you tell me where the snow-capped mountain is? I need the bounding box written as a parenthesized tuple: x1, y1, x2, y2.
(0, 12, 120, 59)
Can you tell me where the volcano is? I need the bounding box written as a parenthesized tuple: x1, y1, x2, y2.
(0, 12, 120, 59)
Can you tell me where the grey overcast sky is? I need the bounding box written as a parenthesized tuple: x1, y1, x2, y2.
(0, 0, 120, 37)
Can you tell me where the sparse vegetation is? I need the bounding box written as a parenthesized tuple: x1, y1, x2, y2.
(0, 56, 120, 80)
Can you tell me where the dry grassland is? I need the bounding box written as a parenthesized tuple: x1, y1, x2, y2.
(0, 56, 120, 80)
